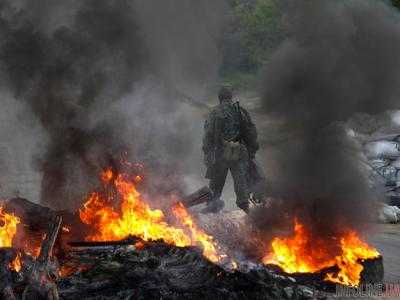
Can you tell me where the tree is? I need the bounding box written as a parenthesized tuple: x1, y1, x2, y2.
(220, 0, 283, 88)
(392, 0, 400, 9)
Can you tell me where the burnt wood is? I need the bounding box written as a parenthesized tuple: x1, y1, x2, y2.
(0, 248, 17, 300)
(22, 216, 62, 300)
(68, 236, 142, 248)
(180, 186, 212, 207)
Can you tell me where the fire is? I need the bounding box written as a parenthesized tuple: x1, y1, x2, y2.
(172, 202, 222, 262)
(80, 172, 191, 246)
(59, 264, 91, 277)
(134, 240, 145, 250)
(24, 244, 41, 258)
(9, 252, 22, 272)
(101, 168, 114, 182)
(325, 231, 380, 286)
(0, 206, 20, 248)
(80, 168, 223, 262)
(263, 219, 336, 273)
(263, 219, 380, 286)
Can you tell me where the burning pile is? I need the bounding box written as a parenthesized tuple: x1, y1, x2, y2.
(0, 207, 20, 248)
(0, 164, 384, 299)
(0, 207, 22, 273)
(79, 168, 226, 263)
(263, 218, 380, 286)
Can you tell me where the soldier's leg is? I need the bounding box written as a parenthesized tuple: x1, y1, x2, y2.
(230, 157, 250, 212)
(201, 165, 228, 214)
(209, 165, 229, 200)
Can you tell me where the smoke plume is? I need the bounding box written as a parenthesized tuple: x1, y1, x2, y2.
(0, 0, 228, 210)
(257, 0, 400, 234)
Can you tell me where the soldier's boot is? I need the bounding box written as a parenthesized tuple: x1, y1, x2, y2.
(237, 201, 249, 214)
(201, 198, 225, 214)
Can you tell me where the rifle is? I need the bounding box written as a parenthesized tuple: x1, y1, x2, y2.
(234, 101, 267, 203)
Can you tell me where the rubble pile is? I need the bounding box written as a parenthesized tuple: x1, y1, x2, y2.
(57, 243, 321, 300)
(0, 193, 385, 299)
(0, 198, 329, 300)
(356, 132, 400, 223)
(198, 210, 266, 259)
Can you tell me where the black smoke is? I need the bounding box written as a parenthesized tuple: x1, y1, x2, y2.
(0, 0, 228, 210)
(0, 0, 146, 209)
(256, 0, 400, 235)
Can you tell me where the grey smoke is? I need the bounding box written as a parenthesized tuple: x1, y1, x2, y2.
(0, 0, 228, 210)
(256, 0, 400, 235)
(0, 93, 45, 201)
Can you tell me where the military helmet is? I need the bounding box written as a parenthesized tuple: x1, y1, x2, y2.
(218, 84, 233, 101)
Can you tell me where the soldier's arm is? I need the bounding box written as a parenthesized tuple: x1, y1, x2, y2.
(202, 110, 215, 165)
(240, 107, 259, 158)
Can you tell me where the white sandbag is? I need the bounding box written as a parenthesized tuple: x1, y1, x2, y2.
(392, 205, 400, 220)
(378, 204, 399, 223)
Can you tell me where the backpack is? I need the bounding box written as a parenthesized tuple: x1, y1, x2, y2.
(233, 102, 259, 156)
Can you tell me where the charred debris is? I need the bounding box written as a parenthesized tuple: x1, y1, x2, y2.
(0, 196, 383, 300)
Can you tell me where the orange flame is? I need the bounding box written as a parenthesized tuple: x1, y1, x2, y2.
(0, 206, 20, 248)
(79, 168, 224, 262)
(59, 264, 91, 278)
(172, 202, 222, 263)
(325, 231, 380, 286)
(9, 252, 22, 272)
(22, 240, 41, 258)
(263, 219, 380, 286)
(101, 168, 114, 182)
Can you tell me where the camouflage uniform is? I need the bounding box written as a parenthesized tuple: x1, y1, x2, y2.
(202, 96, 259, 211)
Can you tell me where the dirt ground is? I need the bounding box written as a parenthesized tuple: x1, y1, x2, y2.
(369, 224, 400, 284)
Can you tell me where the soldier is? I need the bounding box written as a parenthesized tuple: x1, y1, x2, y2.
(202, 86, 259, 213)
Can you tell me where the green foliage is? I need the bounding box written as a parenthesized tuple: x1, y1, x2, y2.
(233, 0, 282, 69)
(221, 0, 400, 91)
(222, 71, 260, 91)
(220, 0, 283, 89)
(392, 0, 400, 9)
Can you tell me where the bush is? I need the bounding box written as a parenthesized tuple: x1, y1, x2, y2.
(392, 0, 400, 9)
(220, 0, 283, 89)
